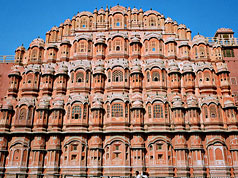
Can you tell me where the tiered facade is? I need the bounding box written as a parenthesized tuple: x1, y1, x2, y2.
(1, 5, 238, 178)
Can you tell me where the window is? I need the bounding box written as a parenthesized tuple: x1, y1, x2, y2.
(156, 144, 162, 150)
(147, 71, 150, 82)
(204, 72, 210, 81)
(153, 104, 163, 118)
(115, 18, 121, 27)
(210, 105, 217, 118)
(223, 49, 234, 57)
(107, 104, 110, 117)
(72, 144, 78, 151)
(152, 72, 160, 81)
(204, 106, 208, 118)
(150, 41, 156, 52)
(199, 46, 205, 57)
(108, 71, 111, 82)
(115, 40, 121, 51)
(149, 17, 156, 27)
(83, 105, 87, 119)
(72, 106, 81, 119)
(19, 108, 27, 120)
(79, 42, 86, 52)
(71, 154, 77, 160)
(112, 103, 123, 117)
(231, 77, 237, 85)
(81, 18, 87, 28)
(112, 70, 123, 82)
(76, 72, 84, 83)
(148, 105, 152, 118)
(115, 145, 119, 150)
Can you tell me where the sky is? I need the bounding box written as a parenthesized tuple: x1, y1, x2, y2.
(0, 0, 237, 55)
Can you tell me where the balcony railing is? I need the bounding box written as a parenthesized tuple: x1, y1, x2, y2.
(0, 55, 15, 63)
(206, 37, 238, 46)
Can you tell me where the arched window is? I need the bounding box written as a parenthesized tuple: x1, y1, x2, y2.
(31, 49, 37, 60)
(79, 41, 86, 53)
(204, 105, 208, 118)
(115, 18, 121, 27)
(19, 108, 27, 120)
(152, 72, 160, 81)
(147, 71, 150, 82)
(80, 18, 87, 28)
(210, 105, 217, 118)
(72, 105, 81, 119)
(107, 104, 110, 118)
(204, 71, 210, 81)
(150, 41, 156, 52)
(111, 103, 123, 117)
(149, 17, 156, 27)
(74, 43, 77, 53)
(112, 70, 123, 82)
(27, 74, 33, 84)
(145, 41, 148, 52)
(76, 72, 84, 83)
(148, 105, 152, 118)
(153, 104, 163, 118)
(199, 46, 205, 57)
(114, 40, 121, 51)
(108, 71, 111, 82)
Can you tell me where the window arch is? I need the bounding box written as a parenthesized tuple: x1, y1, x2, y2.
(153, 104, 163, 118)
(72, 105, 82, 119)
(112, 70, 123, 82)
(111, 103, 123, 117)
(152, 71, 160, 81)
(76, 72, 84, 83)
(79, 41, 86, 53)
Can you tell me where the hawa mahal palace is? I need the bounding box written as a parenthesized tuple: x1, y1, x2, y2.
(0, 4, 238, 178)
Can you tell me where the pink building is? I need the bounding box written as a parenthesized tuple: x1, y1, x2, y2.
(0, 5, 238, 178)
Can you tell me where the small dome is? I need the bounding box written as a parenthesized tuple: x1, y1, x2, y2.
(93, 8, 98, 13)
(165, 37, 176, 44)
(72, 16, 76, 20)
(51, 99, 64, 110)
(51, 26, 58, 31)
(64, 19, 71, 25)
(131, 65, 142, 75)
(139, 8, 143, 13)
(8, 66, 21, 77)
(93, 65, 105, 75)
(182, 62, 194, 73)
(47, 44, 58, 49)
(132, 7, 138, 14)
(172, 95, 183, 109)
(30, 38, 45, 48)
(216, 62, 229, 74)
(165, 17, 173, 24)
(178, 24, 186, 29)
(132, 100, 143, 109)
(95, 37, 106, 45)
(224, 100, 235, 108)
(98, 8, 105, 14)
(92, 100, 103, 109)
(56, 64, 68, 75)
(130, 36, 141, 44)
(178, 41, 190, 48)
(161, 14, 165, 19)
(42, 64, 54, 76)
(173, 21, 178, 25)
(15, 45, 25, 52)
(192, 34, 207, 46)
(168, 61, 180, 74)
(186, 96, 198, 108)
(60, 39, 71, 46)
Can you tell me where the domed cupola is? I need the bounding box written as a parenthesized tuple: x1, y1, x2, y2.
(92, 61, 106, 93)
(8, 66, 21, 97)
(223, 99, 237, 130)
(130, 100, 144, 130)
(168, 61, 181, 93)
(15, 45, 25, 65)
(171, 95, 185, 130)
(192, 34, 209, 60)
(216, 62, 230, 95)
(29, 38, 45, 64)
(95, 33, 107, 59)
(165, 37, 176, 58)
(59, 39, 71, 61)
(186, 95, 200, 130)
(40, 64, 55, 96)
(130, 34, 142, 59)
(0, 100, 13, 132)
(89, 94, 104, 131)
(54, 63, 69, 95)
(182, 62, 195, 94)
(130, 62, 143, 92)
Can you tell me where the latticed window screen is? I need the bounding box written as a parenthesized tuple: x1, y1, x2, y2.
(72, 106, 81, 119)
(147, 71, 150, 82)
(76, 72, 84, 83)
(152, 72, 160, 81)
(112, 70, 123, 82)
(150, 41, 156, 51)
(111, 104, 123, 117)
(107, 104, 110, 117)
(210, 105, 217, 118)
(79, 42, 86, 52)
(83, 105, 87, 119)
(149, 17, 156, 26)
(153, 104, 163, 118)
(204, 106, 208, 118)
(148, 105, 152, 118)
(19, 108, 27, 120)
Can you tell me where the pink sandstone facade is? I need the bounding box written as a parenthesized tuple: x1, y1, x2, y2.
(1, 5, 238, 177)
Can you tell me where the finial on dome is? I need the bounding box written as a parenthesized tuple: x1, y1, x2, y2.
(22, 44, 24, 46)
(117, 3, 119, 6)
(150, 8, 152, 10)
(198, 32, 199, 35)
(38, 36, 40, 38)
